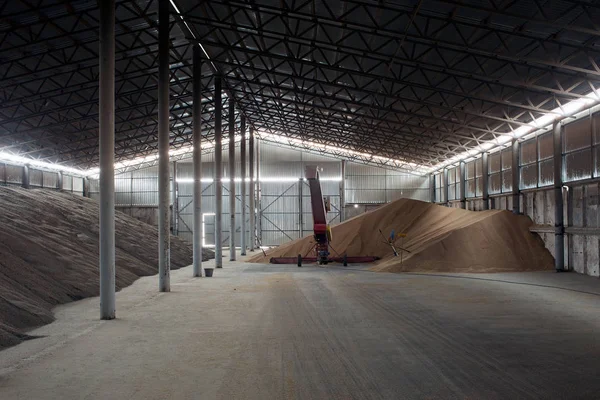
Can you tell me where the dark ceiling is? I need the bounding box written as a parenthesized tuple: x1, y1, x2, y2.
(1, 0, 599, 171)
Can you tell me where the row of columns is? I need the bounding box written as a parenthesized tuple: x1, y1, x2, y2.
(214, 83, 259, 264)
(97, 0, 261, 320)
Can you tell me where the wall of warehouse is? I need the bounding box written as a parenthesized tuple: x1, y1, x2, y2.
(433, 110, 600, 278)
(0, 162, 85, 194)
(89, 141, 429, 247)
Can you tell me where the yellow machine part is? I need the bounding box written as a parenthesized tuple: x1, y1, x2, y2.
(326, 225, 332, 242)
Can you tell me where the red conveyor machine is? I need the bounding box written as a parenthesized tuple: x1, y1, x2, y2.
(270, 165, 379, 267)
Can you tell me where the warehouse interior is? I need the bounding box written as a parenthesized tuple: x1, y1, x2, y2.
(1, 0, 600, 398)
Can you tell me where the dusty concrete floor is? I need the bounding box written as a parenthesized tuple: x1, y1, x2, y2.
(1, 254, 600, 399)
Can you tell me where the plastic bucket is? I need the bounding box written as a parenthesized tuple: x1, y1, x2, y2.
(205, 268, 214, 277)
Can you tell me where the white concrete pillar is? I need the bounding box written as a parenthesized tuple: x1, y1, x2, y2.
(240, 116, 247, 256)
(553, 121, 565, 271)
(158, 0, 171, 291)
(249, 127, 255, 251)
(229, 99, 236, 261)
(192, 46, 203, 277)
(214, 76, 223, 268)
(512, 139, 520, 215)
(99, 0, 116, 318)
(482, 152, 489, 210)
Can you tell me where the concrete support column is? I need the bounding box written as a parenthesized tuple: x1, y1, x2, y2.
(57, 171, 63, 191)
(340, 159, 346, 222)
(443, 168, 449, 205)
(157, 0, 170, 291)
(299, 178, 304, 237)
(256, 137, 262, 245)
(459, 161, 466, 209)
(171, 161, 178, 236)
(214, 76, 223, 268)
(512, 139, 520, 215)
(482, 152, 489, 210)
(249, 127, 255, 251)
(553, 121, 565, 271)
(98, 0, 115, 319)
(228, 99, 236, 261)
(192, 46, 202, 278)
(429, 174, 435, 203)
(240, 116, 247, 256)
(22, 165, 30, 189)
(83, 178, 89, 197)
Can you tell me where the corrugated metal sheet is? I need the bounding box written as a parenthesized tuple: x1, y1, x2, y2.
(29, 169, 43, 187)
(262, 196, 299, 213)
(502, 170, 513, 192)
(260, 160, 303, 178)
(521, 164, 538, 189)
(489, 152, 501, 174)
(466, 160, 475, 179)
(387, 188, 429, 202)
(63, 175, 74, 191)
(346, 174, 385, 190)
(489, 173, 502, 194)
(346, 189, 386, 204)
(434, 173, 442, 188)
(261, 181, 299, 196)
(564, 117, 592, 153)
(386, 174, 428, 190)
(72, 177, 84, 195)
(466, 178, 475, 198)
(5, 164, 23, 184)
(539, 132, 553, 160)
(501, 148, 512, 170)
(42, 171, 58, 188)
(474, 158, 483, 178)
(108, 145, 429, 246)
(565, 148, 592, 182)
(448, 184, 457, 200)
(448, 166, 457, 184)
(520, 138, 537, 165)
(539, 159, 554, 187)
(346, 162, 385, 176)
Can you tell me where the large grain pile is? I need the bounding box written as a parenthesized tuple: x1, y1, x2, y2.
(248, 198, 554, 273)
(0, 186, 213, 349)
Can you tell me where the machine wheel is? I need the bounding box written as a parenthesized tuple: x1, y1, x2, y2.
(297, 254, 302, 267)
(343, 254, 348, 267)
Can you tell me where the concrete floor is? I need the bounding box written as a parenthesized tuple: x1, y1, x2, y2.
(1, 255, 600, 399)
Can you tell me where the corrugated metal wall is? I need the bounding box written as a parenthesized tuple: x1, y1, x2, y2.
(258, 143, 343, 245)
(0, 163, 84, 194)
(435, 110, 600, 277)
(345, 162, 429, 204)
(100, 141, 429, 247)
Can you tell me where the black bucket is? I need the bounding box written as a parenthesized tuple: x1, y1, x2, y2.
(205, 268, 214, 277)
